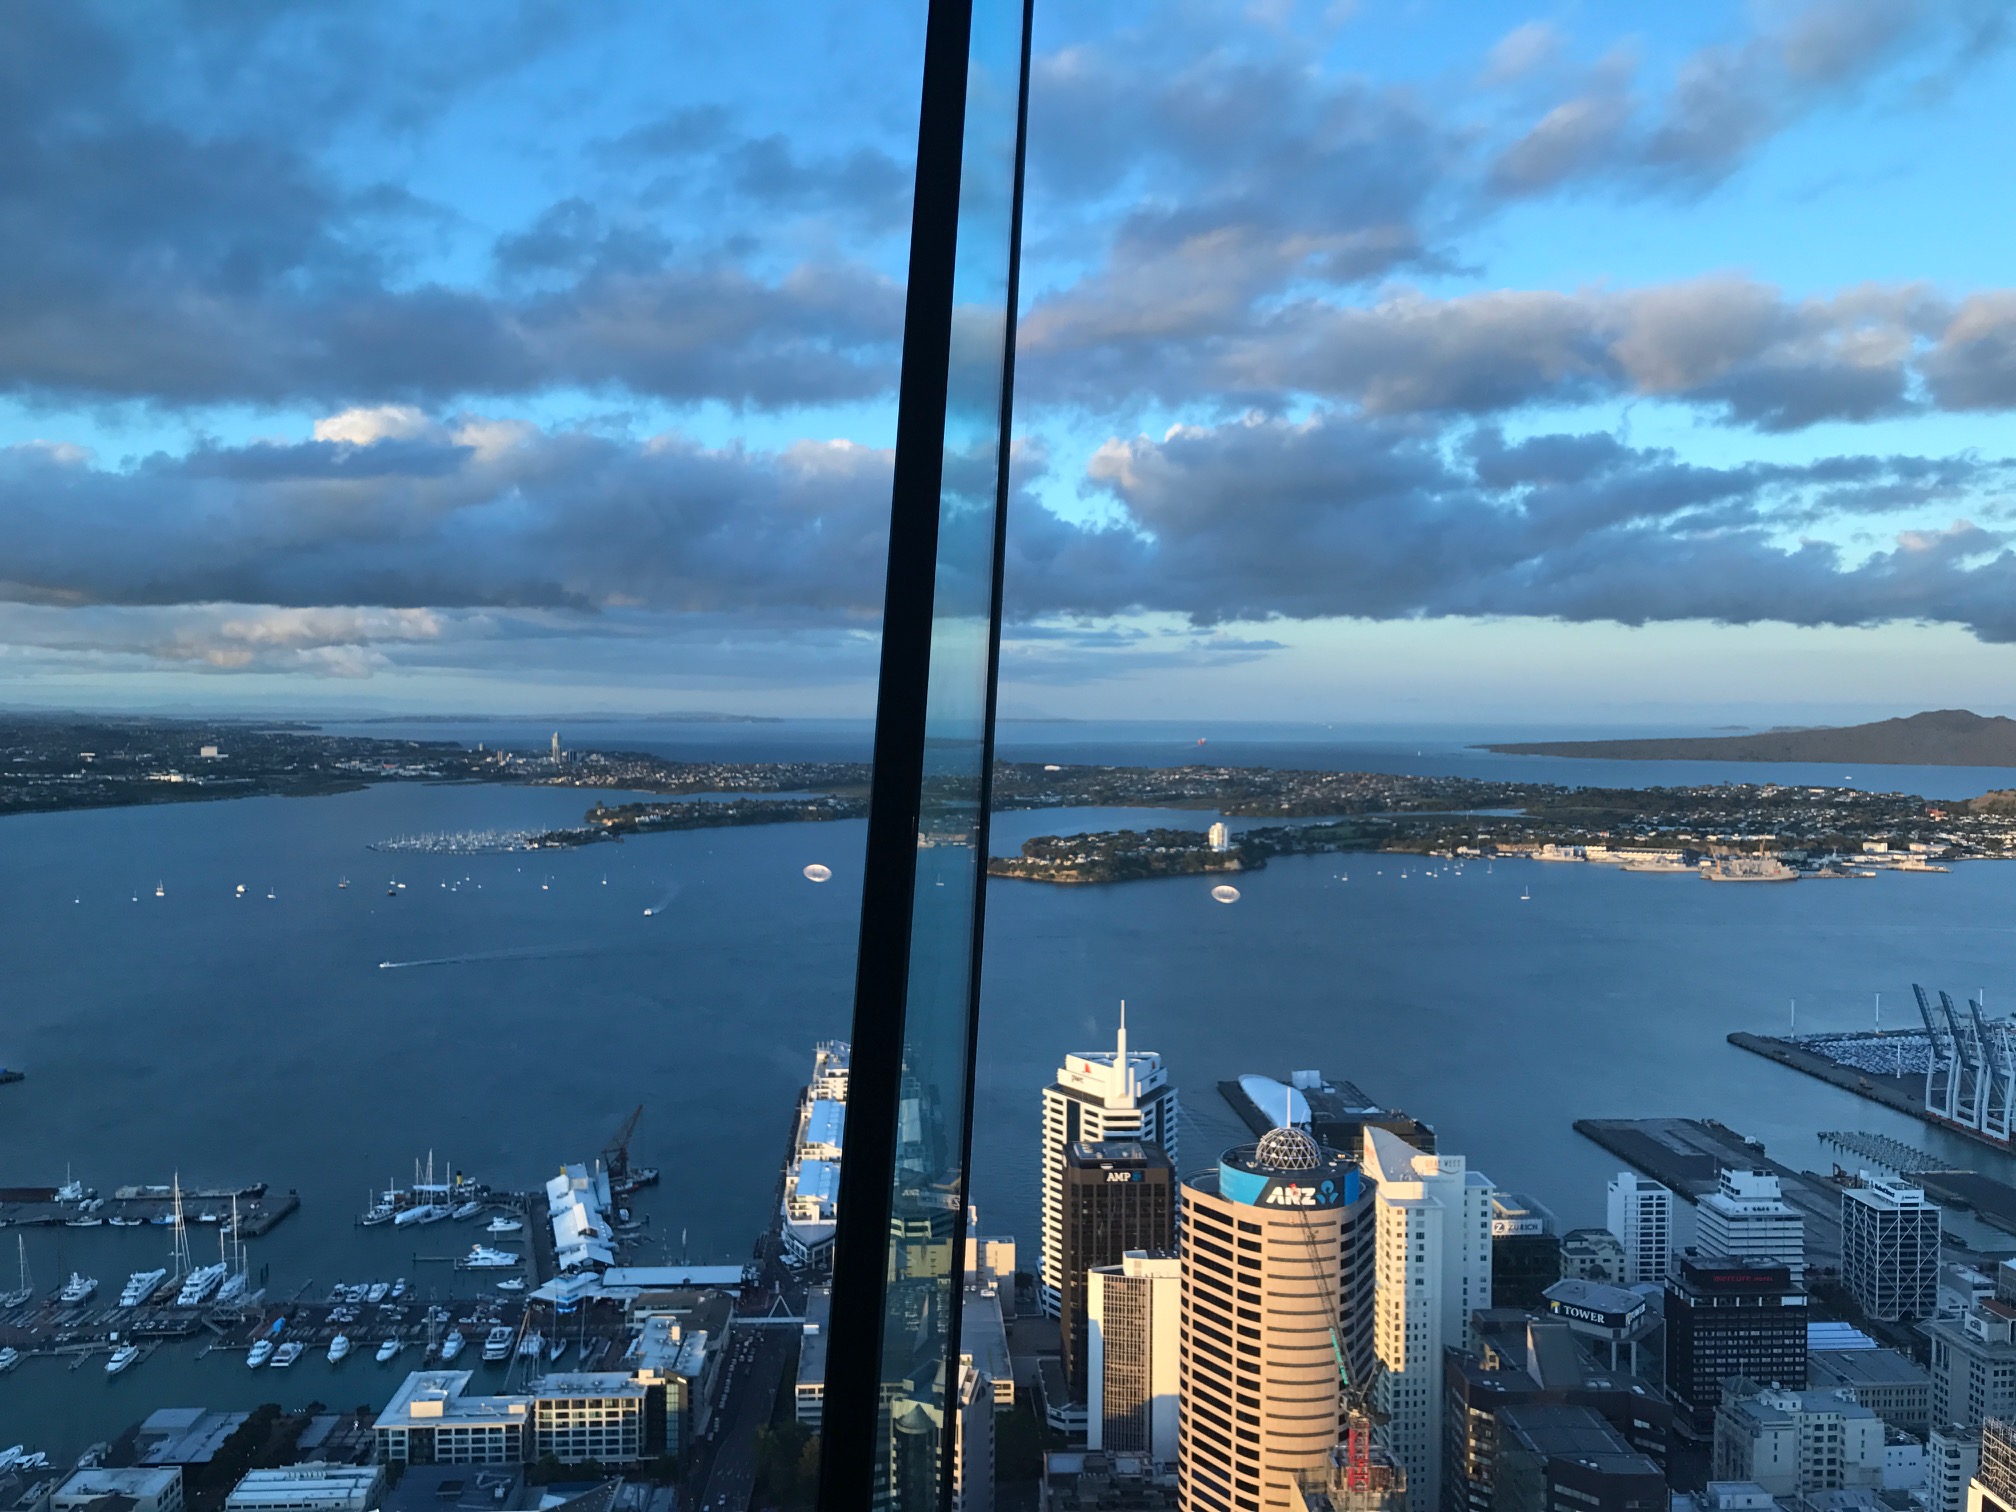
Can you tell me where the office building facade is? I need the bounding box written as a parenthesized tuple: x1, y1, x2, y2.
(1061, 1141, 1177, 1397)
(1664, 1258, 1806, 1436)
(1606, 1172, 1674, 1285)
(1695, 1170, 1805, 1275)
(1970, 1418, 2016, 1512)
(1177, 1125, 1374, 1512)
(1712, 1381, 1885, 1495)
(1492, 1404, 1666, 1512)
(1089, 1251, 1182, 1464)
(1041, 1011, 1181, 1318)
(1933, 1426, 1984, 1512)
(1491, 1192, 1563, 1311)
(1363, 1125, 1494, 1512)
(1841, 1177, 1941, 1321)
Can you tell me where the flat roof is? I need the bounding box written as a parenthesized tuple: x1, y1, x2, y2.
(597, 1265, 743, 1289)
(225, 1468, 382, 1511)
(530, 1373, 645, 1399)
(804, 1100, 845, 1148)
(375, 1371, 530, 1430)
(793, 1160, 841, 1204)
(57, 1471, 183, 1497)
(959, 1283, 1010, 1386)
(799, 1286, 831, 1390)
(1807, 1348, 1930, 1388)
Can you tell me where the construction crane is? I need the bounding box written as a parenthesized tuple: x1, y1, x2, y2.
(602, 1105, 660, 1196)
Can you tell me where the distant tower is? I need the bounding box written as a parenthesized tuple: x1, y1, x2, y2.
(1207, 822, 1230, 854)
(1606, 1170, 1674, 1284)
(551, 730, 562, 763)
(1695, 1168, 1804, 1276)
(1039, 1004, 1180, 1318)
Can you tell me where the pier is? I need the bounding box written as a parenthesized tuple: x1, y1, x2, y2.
(1728, 1031, 1934, 1123)
(0, 1182, 295, 1235)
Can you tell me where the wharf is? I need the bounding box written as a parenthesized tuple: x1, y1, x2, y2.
(1729, 1032, 1933, 1123)
(1818, 1131, 2016, 1241)
(0, 1185, 295, 1234)
(1573, 1116, 1846, 1273)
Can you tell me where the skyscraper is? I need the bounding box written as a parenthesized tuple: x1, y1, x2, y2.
(1060, 1140, 1176, 1397)
(1362, 1125, 1494, 1512)
(1664, 1256, 1806, 1435)
(1040, 1007, 1180, 1318)
(1088, 1250, 1181, 1463)
(1605, 1171, 1673, 1285)
(1842, 1175, 1941, 1321)
(1695, 1169, 1804, 1275)
(1177, 1124, 1374, 1512)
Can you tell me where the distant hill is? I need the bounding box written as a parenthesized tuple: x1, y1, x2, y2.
(1481, 709, 2016, 767)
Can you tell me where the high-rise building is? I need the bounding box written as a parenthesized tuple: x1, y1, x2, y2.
(1040, 1008, 1180, 1318)
(1362, 1125, 1494, 1512)
(1177, 1124, 1375, 1512)
(1842, 1176, 1941, 1321)
(1694, 1170, 1804, 1275)
(1663, 1257, 1806, 1436)
(1089, 1250, 1181, 1464)
(1969, 1417, 2016, 1512)
(1061, 1141, 1177, 1397)
(1605, 1172, 1673, 1285)
(1930, 1425, 1982, 1512)
(1492, 1192, 1562, 1310)
(1491, 1404, 1666, 1512)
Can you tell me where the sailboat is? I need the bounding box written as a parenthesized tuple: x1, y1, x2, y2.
(153, 882, 165, 898)
(1520, 884, 1531, 901)
(1, 1237, 32, 1308)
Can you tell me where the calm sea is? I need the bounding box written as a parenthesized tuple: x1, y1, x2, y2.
(4, 719, 2014, 1451)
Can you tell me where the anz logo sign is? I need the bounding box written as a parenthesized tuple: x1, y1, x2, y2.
(1263, 1179, 1340, 1208)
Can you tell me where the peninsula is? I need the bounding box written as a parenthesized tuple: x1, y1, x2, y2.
(1480, 708, 2016, 767)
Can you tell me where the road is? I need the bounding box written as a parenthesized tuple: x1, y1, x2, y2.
(689, 1289, 801, 1512)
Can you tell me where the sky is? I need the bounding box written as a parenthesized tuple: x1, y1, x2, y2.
(4, 0, 2016, 727)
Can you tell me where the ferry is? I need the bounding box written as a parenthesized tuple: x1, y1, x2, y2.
(439, 1330, 465, 1361)
(246, 1338, 274, 1368)
(105, 1344, 140, 1376)
(270, 1341, 304, 1368)
(118, 1269, 167, 1308)
(327, 1334, 351, 1363)
(485, 1216, 524, 1235)
(456, 1245, 519, 1270)
(482, 1326, 515, 1361)
(58, 1273, 98, 1305)
(375, 1338, 400, 1363)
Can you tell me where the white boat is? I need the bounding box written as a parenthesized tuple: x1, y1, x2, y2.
(176, 1263, 227, 1307)
(215, 1272, 248, 1306)
(495, 1278, 526, 1293)
(482, 1326, 515, 1361)
(338, 877, 350, 889)
(517, 1330, 543, 1359)
(326, 1334, 351, 1362)
(375, 1338, 400, 1363)
(547, 1336, 568, 1362)
(236, 884, 246, 897)
(456, 1245, 520, 1270)
(246, 1338, 274, 1367)
(108, 1216, 143, 1227)
(485, 1216, 524, 1235)
(118, 1269, 167, 1308)
(360, 1197, 395, 1226)
(154, 882, 164, 898)
(366, 1282, 390, 1304)
(439, 1330, 465, 1361)
(390, 1278, 407, 1300)
(66, 1216, 104, 1228)
(105, 1344, 139, 1375)
(58, 1273, 98, 1305)
(393, 1203, 451, 1228)
(0, 1348, 20, 1373)
(451, 1201, 483, 1221)
(270, 1341, 304, 1368)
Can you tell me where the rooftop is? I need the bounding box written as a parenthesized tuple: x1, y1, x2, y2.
(375, 1372, 529, 1430)
(225, 1467, 383, 1512)
(1807, 1347, 1931, 1390)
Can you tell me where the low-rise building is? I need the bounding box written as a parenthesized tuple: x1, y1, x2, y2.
(1040, 1453, 1179, 1512)
(51, 1470, 183, 1512)
(1806, 1347, 1932, 1435)
(1712, 1381, 1886, 1497)
(1493, 1404, 1667, 1512)
(224, 1466, 385, 1512)
(377, 1467, 528, 1512)
(796, 1285, 830, 1429)
(374, 1372, 531, 1465)
(528, 1374, 647, 1465)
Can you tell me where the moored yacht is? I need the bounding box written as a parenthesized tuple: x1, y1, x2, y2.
(456, 1245, 519, 1270)
(439, 1329, 465, 1361)
(246, 1338, 274, 1367)
(482, 1325, 515, 1361)
(270, 1341, 304, 1367)
(326, 1334, 351, 1363)
(485, 1215, 523, 1235)
(105, 1344, 140, 1375)
(0, 1348, 20, 1373)
(118, 1270, 167, 1308)
(375, 1338, 400, 1363)
(451, 1201, 483, 1221)
(58, 1273, 98, 1305)
(366, 1282, 389, 1304)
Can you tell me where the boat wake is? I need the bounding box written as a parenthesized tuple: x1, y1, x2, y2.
(377, 945, 600, 971)
(641, 882, 683, 918)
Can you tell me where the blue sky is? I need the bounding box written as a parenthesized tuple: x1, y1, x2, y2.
(3, 0, 2015, 726)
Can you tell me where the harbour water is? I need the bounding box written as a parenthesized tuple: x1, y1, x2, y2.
(4, 720, 2016, 1451)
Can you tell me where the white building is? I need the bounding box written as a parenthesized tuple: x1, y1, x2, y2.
(1207, 823, 1231, 853)
(373, 1371, 531, 1465)
(1039, 1007, 1179, 1317)
(1697, 1169, 1805, 1275)
(224, 1466, 384, 1512)
(1930, 1426, 1983, 1512)
(53, 1470, 183, 1512)
(528, 1373, 647, 1464)
(797, 1284, 831, 1428)
(1606, 1170, 1674, 1284)
(1363, 1125, 1494, 1512)
(1842, 1176, 1941, 1321)
(1712, 1383, 1886, 1496)
(1087, 1251, 1180, 1464)
(782, 1041, 851, 1269)
(546, 1163, 615, 1273)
